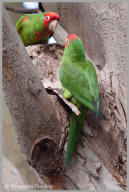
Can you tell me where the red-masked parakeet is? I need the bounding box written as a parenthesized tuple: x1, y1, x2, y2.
(59, 34, 100, 164)
(16, 12, 60, 46)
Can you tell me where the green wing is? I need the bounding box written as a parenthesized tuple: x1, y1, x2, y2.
(16, 15, 26, 32)
(16, 14, 35, 46)
(59, 58, 99, 113)
(16, 14, 49, 46)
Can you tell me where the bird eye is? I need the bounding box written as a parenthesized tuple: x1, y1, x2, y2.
(66, 39, 69, 44)
(46, 16, 50, 20)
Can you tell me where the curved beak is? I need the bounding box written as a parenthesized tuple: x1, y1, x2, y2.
(48, 20, 59, 32)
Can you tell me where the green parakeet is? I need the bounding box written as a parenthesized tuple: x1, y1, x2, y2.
(59, 34, 100, 164)
(16, 12, 60, 46)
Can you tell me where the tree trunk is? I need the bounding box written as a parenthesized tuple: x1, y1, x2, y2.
(3, 2, 127, 190)
(2, 5, 64, 185)
(43, 2, 127, 189)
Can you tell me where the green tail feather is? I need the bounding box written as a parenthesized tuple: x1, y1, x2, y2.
(65, 107, 88, 165)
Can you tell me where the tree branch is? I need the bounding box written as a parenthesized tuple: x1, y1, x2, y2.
(2, 5, 63, 183)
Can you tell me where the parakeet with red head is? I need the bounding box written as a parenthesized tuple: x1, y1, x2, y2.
(59, 34, 100, 164)
(16, 12, 60, 46)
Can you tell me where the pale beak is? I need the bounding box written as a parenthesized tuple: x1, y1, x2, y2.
(48, 20, 59, 32)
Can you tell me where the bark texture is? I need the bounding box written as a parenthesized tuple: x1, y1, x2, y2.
(42, 2, 127, 190)
(2, 5, 63, 178)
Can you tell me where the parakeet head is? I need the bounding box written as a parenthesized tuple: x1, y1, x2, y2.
(63, 34, 85, 61)
(65, 34, 79, 48)
(44, 12, 60, 32)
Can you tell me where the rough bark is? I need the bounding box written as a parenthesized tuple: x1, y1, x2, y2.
(2, 5, 63, 180)
(42, 2, 127, 190)
(3, 2, 127, 190)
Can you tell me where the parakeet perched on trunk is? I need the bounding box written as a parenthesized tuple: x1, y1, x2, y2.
(59, 34, 100, 164)
(16, 12, 60, 46)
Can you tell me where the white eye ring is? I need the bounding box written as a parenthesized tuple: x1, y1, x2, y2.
(46, 16, 50, 20)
